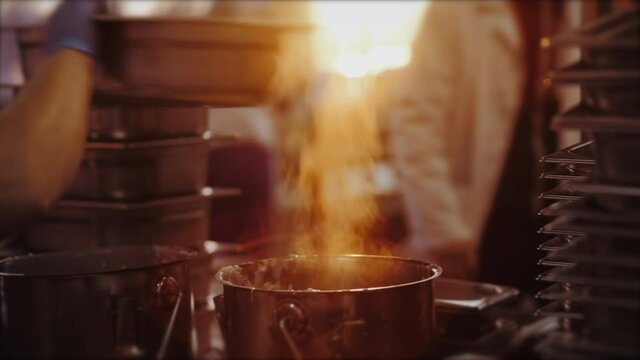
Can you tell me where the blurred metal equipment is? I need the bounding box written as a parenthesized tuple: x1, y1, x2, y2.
(89, 96, 210, 141)
(213, 254, 522, 359)
(95, 16, 307, 106)
(13, 11, 307, 358)
(536, 5, 640, 359)
(215, 255, 443, 359)
(67, 136, 210, 201)
(17, 17, 310, 106)
(24, 189, 214, 252)
(0, 246, 195, 359)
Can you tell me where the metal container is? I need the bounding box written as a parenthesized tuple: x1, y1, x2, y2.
(0, 246, 195, 359)
(24, 190, 212, 252)
(67, 136, 209, 201)
(215, 255, 442, 359)
(18, 19, 309, 106)
(90, 96, 209, 141)
(434, 278, 519, 312)
(94, 16, 308, 106)
(433, 279, 518, 340)
(0, 86, 209, 141)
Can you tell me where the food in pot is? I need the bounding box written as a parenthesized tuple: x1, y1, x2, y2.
(221, 255, 434, 291)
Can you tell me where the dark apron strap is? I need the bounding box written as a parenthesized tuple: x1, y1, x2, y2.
(478, 3, 557, 293)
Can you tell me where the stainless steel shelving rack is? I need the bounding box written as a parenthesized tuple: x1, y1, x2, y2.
(535, 5, 640, 359)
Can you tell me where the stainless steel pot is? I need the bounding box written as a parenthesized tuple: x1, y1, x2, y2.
(0, 246, 196, 359)
(215, 255, 442, 359)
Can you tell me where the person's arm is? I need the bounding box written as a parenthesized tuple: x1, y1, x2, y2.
(389, 3, 473, 255)
(0, 0, 98, 235)
(0, 49, 93, 233)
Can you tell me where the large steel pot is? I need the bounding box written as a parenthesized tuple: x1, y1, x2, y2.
(215, 255, 442, 359)
(0, 246, 196, 359)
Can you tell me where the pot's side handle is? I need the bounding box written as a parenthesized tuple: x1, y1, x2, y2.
(273, 301, 306, 360)
(112, 274, 184, 360)
(154, 276, 183, 360)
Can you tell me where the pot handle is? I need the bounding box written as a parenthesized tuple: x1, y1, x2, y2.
(154, 276, 183, 360)
(112, 276, 184, 360)
(273, 302, 306, 360)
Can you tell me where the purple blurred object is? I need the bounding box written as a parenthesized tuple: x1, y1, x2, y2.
(46, 0, 100, 55)
(207, 141, 273, 242)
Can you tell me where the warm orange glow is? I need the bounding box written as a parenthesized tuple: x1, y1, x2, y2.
(292, 75, 382, 255)
(311, 1, 429, 77)
(279, 2, 430, 257)
(334, 46, 411, 78)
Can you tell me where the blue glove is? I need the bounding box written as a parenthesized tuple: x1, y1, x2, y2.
(45, 0, 100, 56)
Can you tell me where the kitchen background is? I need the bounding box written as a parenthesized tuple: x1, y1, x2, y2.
(0, 0, 638, 359)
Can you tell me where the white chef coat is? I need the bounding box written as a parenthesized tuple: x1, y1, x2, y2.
(389, 1, 525, 255)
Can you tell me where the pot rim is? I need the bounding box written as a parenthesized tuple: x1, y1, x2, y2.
(0, 245, 195, 278)
(215, 254, 443, 294)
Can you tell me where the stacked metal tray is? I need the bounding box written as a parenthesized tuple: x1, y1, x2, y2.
(536, 6, 640, 359)
(26, 98, 214, 250)
(19, 36, 224, 359)
(15, 16, 308, 358)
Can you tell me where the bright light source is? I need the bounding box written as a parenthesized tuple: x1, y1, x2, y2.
(106, 0, 214, 17)
(367, 45, 411, 73)
(311, 1, 428, 77)
(335, 52, 369, 78)
(112, 0, 159, 17)
(334, 46, 411, 79)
